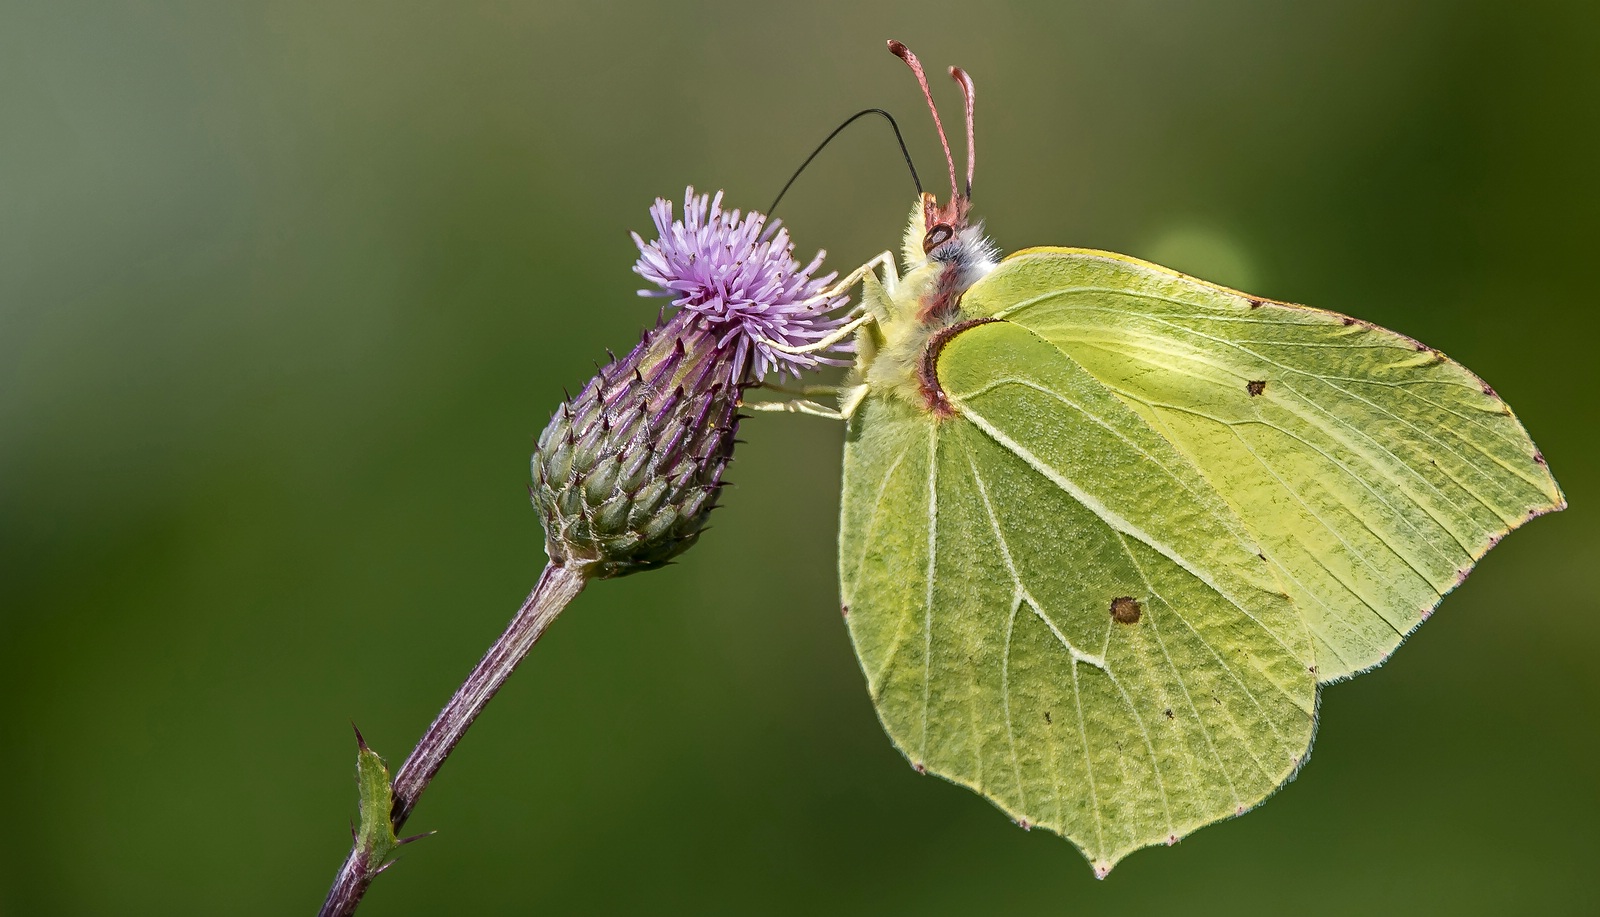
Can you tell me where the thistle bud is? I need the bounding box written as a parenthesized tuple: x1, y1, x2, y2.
(532, 188, 849, 578)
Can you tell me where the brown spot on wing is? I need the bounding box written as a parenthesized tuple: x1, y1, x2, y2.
(1110, 596, 1142, 624)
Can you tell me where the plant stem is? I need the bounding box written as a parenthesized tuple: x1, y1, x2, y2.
(317, 562, 589, 917)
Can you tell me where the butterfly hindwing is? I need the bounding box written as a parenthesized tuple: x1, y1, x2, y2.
(959, 250, 1564, 681)
(839, 319, 1316, 872)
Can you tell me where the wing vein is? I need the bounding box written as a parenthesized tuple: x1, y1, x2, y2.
(920, 426, 939, 766)
(1113, 531, 1289, 777)
(1069, 297, 1547, 498)
(959, 404, 1301, 668)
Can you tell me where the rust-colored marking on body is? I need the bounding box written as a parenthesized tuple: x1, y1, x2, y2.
(919, 317, 1001, 417)
(916, 258, 972, 324)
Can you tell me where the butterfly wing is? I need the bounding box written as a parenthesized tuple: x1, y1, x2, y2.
(960, 248, 1565, 681)
(839, 320, 1316, 873)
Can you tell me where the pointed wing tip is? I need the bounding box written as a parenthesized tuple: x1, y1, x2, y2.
(1085, 844, 1142, 879)
(1536, 492, 1568, 517)
(1467, 492, 1566, 564)
(1529, 450, 1566, 514)
(1316, 491, 1568, 684)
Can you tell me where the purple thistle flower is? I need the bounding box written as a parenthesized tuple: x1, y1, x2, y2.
(631, 187, 851, 380)
(534, 188, 849, 577)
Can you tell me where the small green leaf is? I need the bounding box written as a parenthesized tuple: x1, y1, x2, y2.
(353, 727, 400, 866)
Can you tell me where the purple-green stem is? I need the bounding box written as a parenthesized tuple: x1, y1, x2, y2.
(317, 562, 589, 917)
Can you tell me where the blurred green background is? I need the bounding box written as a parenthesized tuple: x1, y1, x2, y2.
(3, 2, 1596, 914)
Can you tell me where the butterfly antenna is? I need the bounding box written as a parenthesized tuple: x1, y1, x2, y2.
(950, 66, 975, 199)
(887, 40, 960, 205)
(766, 108, 923, 220)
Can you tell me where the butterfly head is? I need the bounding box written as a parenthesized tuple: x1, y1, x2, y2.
(889, 41, 996, 295)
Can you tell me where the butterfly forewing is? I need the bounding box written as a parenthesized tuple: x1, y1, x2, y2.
(840, 320, 1316, 872)
(960, 250, 1565, 681)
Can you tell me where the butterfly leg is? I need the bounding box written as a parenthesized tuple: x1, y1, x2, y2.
(740, 398, 847, 421)
(760, 251, 897, 357)
(739, 383, 868, 422)
(764, 312, 876, 356)
(835, 383, 869, 420)
(818, 250, 898, 301)
(748, 381, 846, 398)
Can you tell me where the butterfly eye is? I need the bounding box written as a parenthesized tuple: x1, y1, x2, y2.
(923, 223, 954, 251)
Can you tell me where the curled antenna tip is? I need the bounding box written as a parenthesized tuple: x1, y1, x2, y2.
(949, 66, 976, 198)
(885, 39, 959, 203)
